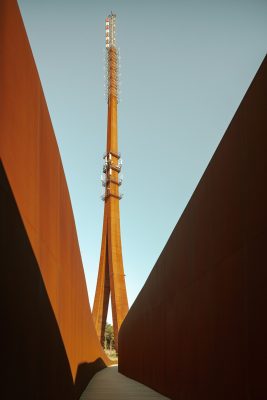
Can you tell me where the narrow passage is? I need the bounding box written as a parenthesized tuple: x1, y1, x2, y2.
(80, 365, 170, 400)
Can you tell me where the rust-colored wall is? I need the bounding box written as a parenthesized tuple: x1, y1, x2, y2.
(119, 56, 267, 399)
(0, 1, 109, 398)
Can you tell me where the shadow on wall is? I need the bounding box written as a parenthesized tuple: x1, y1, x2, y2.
(0, 160, 105, 399)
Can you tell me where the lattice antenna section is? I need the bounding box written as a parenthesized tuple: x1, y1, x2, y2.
(105, 12, 120, 102)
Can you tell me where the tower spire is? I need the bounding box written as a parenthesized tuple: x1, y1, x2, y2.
(92, 13, 128, 351)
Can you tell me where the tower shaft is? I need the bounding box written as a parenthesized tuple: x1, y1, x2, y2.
(92, 14, 128, 350)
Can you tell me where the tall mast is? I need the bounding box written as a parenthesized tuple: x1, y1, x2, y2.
(92, 12, 128, 351)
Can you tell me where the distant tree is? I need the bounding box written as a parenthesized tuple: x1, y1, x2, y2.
(104, 323, 114, 350)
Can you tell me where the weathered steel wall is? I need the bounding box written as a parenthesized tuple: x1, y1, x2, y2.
(119, 56, 267, 399)
(0, 1, 109, 398)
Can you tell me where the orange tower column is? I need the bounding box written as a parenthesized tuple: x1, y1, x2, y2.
(92, 12, 128, 350)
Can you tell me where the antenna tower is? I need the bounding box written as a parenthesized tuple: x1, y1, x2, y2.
(92, 12, 128, 351)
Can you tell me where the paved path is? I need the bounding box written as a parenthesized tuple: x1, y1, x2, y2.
(80, 365, 170, 400)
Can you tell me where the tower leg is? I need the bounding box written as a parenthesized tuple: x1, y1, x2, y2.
(108, 198, 128, 350)
(93, 199, 128, 351)
(92, 211, 110, 346)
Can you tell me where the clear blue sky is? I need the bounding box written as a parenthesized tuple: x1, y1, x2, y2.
(18, 0, 267, 322)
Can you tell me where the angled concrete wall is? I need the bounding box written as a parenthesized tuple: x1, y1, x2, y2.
(0, 1, 109, 398)
(119, 56, 267, 399)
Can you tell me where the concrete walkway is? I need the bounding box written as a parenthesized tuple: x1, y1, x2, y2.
(80, 365, 170, 400)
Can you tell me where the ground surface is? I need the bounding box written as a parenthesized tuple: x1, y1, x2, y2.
(80, 365, 170, 399)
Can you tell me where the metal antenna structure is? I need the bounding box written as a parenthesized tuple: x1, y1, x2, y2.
(92, 12, 128, 351)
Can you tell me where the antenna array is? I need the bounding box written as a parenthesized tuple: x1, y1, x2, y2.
(104, 13, 121, 102)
